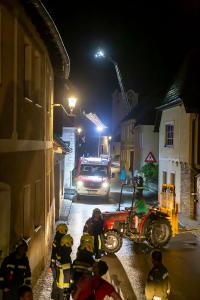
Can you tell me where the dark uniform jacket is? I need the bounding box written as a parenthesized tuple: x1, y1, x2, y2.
(56, 246, 72, 267)
(51, 232, 64, 265)
(0, 252, 31, 290)
(83, 217, 103, 236)
(145, 263, 170, 300)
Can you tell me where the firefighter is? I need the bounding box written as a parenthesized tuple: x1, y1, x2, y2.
(145, 251, 170, 300)
(55, 234, 73, 300)
(51, 223, 68, 299)
(72, 234, 95, 284)
(0, 239, 31, 300)
(83, 208, 104, 259)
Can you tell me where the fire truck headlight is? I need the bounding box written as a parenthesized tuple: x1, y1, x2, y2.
(102, 182, 109, 189)
(77, 180, 83, 187)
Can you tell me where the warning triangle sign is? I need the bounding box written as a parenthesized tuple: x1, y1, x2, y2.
(145, 152, 157, 163)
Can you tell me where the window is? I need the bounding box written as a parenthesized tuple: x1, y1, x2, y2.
(33, 51, 41, 105)
(170, 173, 175, 185)
(24, 39, 32, 99)
(165, 123, 174, 147)
(163, 171, 167, 184)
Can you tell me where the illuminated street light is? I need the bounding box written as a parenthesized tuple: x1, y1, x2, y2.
(94, 48, 130, 112)
(108, 136, 112, 141)
(95, 49, 105, 58)
(97, 125, 104, 132)
(77, 127, 82, 134)
(68, 97, 77, 112)
(52, 97, 77, 117)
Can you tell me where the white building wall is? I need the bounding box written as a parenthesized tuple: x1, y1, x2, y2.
(134, 125, 159, 172)
(159, 104, 191, 209)
(62, 127, 76, 188)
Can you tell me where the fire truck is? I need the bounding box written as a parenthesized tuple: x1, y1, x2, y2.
(76, 156, 111, 200)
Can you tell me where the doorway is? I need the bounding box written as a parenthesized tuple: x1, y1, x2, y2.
(130, 151, 134, 170)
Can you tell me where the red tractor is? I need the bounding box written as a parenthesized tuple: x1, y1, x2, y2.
(102, 206, 172, 254)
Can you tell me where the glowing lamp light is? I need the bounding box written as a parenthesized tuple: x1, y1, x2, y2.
(77, 127, 82, 134)
(95, 49, 105, 58)
(108, 136, 112, 140)
(68, 97, 77, 111)
(97, 126, 103, 132)
(77, 180, 83, 187)
(102, 181, 109, 189)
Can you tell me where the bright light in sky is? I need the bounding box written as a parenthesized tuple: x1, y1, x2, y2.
(95, 49, 105, 58)
(97, 126, 104, 132)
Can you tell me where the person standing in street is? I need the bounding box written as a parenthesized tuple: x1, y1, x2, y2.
(72, 260, 122, 300)
(128, 167, 133, 185)
(120, 166, 126, 185)
(55, 234, 73, 300)
(145, 250, 170, 300)
(50, 223, 69, 300)
(83, 208, 104, 260)
(0, 239, 31, 300)
(72, 234, 95, 285)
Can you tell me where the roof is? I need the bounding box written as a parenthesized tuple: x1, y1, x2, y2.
(121, 99, 158, 126)
(21, 0, 70, 79)
(53, 135, 72, 154)
(157, 49, 200, 113)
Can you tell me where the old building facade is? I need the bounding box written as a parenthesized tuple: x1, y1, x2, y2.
(157, 51, 200, 220)
(120, 102, 158, 174)
(0, 0, 69, 283)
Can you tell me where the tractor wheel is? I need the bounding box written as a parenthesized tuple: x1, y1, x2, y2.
(147, 219, 172, 248)
(102, 231, 123, 254)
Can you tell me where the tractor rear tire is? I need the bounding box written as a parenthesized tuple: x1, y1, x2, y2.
(147, 218, 172, 248)
(102, 230, 123, 254)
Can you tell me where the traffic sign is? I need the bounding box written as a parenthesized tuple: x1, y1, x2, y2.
(145, 152, 157, 163)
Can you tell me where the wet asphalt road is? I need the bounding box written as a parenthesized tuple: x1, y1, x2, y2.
(64, 182, 200, 300)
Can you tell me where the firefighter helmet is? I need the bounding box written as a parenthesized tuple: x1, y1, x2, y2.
(92, 208, 101, 215)
(60, 234, 73, 247)
(15, 238, 28, 251)
(80, 234, 94, 253)
(56, 223, 68, 234)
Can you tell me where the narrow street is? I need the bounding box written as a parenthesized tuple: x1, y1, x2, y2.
(34, 180, 200, 300)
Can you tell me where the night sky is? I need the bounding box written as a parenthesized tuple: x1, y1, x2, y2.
(43, 0, 200, 154)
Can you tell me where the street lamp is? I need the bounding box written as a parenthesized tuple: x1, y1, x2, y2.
(68, 97, 77, 113)
(96, 126, 103, 157)
(94, 49, 130, 112)
(52, 97, 77, 116)
(77, 127, 82, 135)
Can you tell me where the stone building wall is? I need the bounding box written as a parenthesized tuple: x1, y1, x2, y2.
(180, 163, 192, 216)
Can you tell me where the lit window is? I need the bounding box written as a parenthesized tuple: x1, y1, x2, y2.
(163, 171, 167, 184)
(165, 123, 174, 147)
